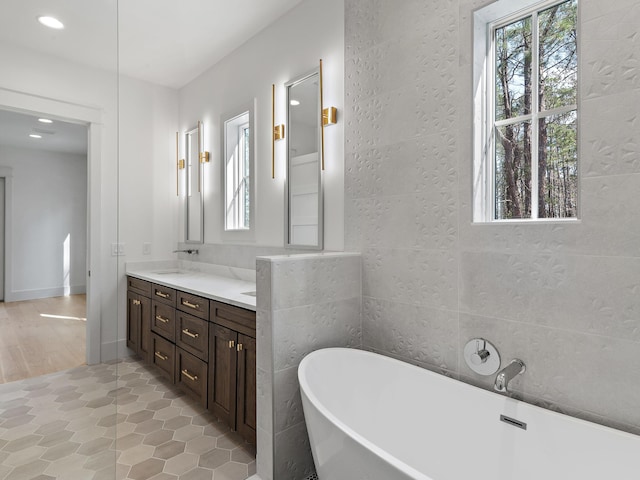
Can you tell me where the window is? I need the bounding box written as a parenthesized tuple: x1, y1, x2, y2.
(223, 107, 253, 232)
(474, 0, 578, 222)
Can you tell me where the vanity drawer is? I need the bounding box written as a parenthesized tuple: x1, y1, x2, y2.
(176, 348, 208, 407)
(152, 284, 176, 306)
(176, 311, 209, 361)
(151, 334, 175, 383)
(128, 276, 151, 297)
(210, 301, 256, 337)
(177, 291, 209, 319)
(151, 301, 176, 342)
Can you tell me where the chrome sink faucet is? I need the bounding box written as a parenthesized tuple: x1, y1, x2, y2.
(173, 249, 199, 255)
(494, 359, 526, 393)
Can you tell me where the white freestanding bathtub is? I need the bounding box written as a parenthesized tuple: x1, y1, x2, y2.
(298, 347, 640, 480)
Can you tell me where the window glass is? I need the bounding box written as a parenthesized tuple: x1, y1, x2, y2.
(491, 0, 577, 221)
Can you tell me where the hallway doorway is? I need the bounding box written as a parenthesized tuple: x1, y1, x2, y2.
(0, 295, 86, 383)
(0, 107, 89, 381)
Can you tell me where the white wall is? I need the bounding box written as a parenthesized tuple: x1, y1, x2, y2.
(0, 145, 87, 300)
(345, 0, 640, 434)
(116, 77, 179, 357)
(178, 0, 344, 250)
(0, 40, 179, 361)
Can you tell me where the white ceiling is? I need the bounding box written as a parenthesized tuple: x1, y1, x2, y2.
(0, 0, 304, 154)
(0, 0, 304, 89)
(0, 110, 88, 155)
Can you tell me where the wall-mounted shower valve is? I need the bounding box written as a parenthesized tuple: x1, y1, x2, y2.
(464, 338, 501, 376)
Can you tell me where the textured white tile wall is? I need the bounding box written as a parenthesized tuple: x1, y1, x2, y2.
(256, 253, 362, 480)
(345, 0, 640, 434)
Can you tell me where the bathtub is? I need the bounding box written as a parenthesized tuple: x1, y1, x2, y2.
(298, 347, 640, 480)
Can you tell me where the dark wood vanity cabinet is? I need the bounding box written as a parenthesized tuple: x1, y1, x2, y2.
(209, 301, 257, 445)
(151, 333, 176, 382)
(126, 277, 152, 362)
(126, 276, 256, 444)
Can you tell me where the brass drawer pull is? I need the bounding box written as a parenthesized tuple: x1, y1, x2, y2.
(181, 369, 198, 382)
(228, 340, 235, 349)
(181, 299, 200, 310)
(182, 328, 199, 339)
(237, 343, 243, 352)
(132, 299, 141, 306)
(155, 315, 170, 324)
(154, 351, 168, 361)
(155, 290, 170, 299)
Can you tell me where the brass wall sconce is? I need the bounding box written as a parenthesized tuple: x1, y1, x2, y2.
(272, 84, 285, 179)
(176, 132, 185, 196)
(274, 124, 285, 141)
(318, 59, 338, 170)
(323, 106, 337, 126)
(197, 121, 210, 192)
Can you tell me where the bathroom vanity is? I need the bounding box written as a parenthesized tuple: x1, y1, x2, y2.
(125, 265, 256, 445)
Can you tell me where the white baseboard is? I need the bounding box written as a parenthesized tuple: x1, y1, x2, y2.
(6, 285, 86, 302)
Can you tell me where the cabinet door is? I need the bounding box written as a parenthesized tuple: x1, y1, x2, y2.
(208, 324, 237, 428)
(236, 334, 256, 444)
(151, 334, 176, 383)
(176, 311, 209, 361)
(151, 301, 176, 342)
(138, 295, 152, 363)
(126, 291, 140, 353)
(176, 348, 208, 407)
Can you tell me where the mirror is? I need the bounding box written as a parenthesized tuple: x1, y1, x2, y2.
(185, 124, 204, 243)
(223, 102, 255, 233)
(285, 69, 323, 249)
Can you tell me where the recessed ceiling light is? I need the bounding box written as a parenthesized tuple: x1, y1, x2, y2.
(37, 16, 64, 30)
(38, 118, 53, 124)
(290, 100, 300, 106)
(29, 134, 43, 139)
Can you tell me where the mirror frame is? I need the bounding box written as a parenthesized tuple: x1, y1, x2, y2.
(284, 68, 324, 250)
(184, 124, 204, 244)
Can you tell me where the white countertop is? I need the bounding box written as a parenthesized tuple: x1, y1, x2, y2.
(126, 261, 256, 311)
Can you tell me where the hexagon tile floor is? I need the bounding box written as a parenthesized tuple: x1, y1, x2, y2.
(0, 356, 256, 480)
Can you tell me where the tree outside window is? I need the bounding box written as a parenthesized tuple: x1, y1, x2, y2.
(493, 0, 577, 220)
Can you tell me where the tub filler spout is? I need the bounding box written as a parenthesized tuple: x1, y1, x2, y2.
(494, 359, 526, 393)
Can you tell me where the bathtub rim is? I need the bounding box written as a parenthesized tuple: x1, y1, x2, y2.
(299, 347, 433, 480)
(298, 347, 640, 478)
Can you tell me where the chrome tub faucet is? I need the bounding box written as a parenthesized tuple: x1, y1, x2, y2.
(494, 359, 526, 393)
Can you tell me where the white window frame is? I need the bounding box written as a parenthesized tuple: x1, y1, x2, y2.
(473, 0, 579, 223)
(221, 100, 255, 239)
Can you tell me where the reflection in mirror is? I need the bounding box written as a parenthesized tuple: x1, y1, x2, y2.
(185, 125, 204, 243)
(223, 103, 254, 232)
(285, 70, 323, 249)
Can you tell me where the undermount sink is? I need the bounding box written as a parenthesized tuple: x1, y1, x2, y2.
(153, 269, 188, 275)
(241, 291, 257, 297)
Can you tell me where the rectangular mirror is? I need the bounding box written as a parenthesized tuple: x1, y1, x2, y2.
(185, 125, 204, 243)
(285, 69, 323, 249)
(223, 102, 255, 233)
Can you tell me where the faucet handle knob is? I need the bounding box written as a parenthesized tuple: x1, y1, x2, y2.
(463, 338, 501, 375)
(471, 348, 490, 365)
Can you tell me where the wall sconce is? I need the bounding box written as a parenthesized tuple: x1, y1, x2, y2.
(318, 59, 338, 170)
(274, 124, 285, 141)
(272, 84, 285, 179)
(176, 132, 185, 196)
(197, 121, 210, 192)
(323, 106, 337, 126)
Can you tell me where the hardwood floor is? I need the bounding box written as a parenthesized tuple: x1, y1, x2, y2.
(0, 294, 86, 384)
